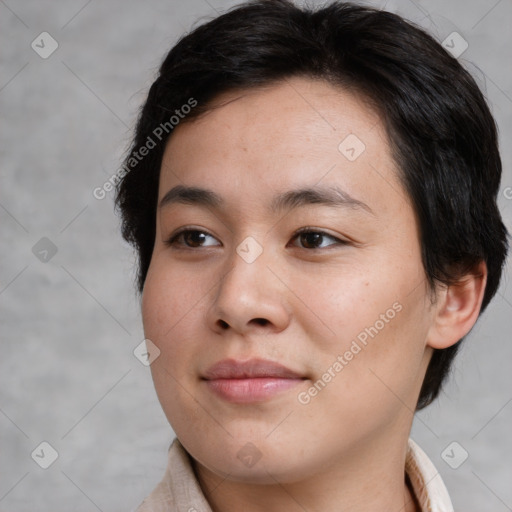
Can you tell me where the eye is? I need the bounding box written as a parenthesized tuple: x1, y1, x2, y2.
(165, 227, 347, 250)
(166, 228, 220, 249)
(290, 228, 347, 250)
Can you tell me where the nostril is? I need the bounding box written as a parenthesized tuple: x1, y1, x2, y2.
(216, 318, 269, 330)
(218, 320, 229, 329)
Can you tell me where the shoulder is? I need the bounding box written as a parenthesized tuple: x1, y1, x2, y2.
(135, 438, 212, 512)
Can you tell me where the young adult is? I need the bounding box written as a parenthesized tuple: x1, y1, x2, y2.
(115, 1, 509, 510)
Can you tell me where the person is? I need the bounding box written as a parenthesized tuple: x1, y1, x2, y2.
(115, 1, 509, 510)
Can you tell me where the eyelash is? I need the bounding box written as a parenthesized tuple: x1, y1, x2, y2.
(165, 226, 348, 251)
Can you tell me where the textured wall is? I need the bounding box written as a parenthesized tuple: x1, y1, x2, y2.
(1, 0, 511, 510)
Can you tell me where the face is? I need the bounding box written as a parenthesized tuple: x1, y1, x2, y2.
(142, 77, 435, 484)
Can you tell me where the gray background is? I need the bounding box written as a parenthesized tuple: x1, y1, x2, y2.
(1, 0, 511, 510)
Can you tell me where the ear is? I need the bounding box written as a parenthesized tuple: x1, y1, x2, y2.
(426, 261, 487, 350)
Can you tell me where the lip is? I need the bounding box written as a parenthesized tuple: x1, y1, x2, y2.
(202, 358, 305, 403)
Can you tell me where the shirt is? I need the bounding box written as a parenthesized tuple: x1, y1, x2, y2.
(135, 437, 454, 512)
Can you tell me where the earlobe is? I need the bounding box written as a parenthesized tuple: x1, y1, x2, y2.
(426, 261, 487, 350)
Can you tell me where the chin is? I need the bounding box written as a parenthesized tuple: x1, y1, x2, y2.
(181, 433, 320, 485)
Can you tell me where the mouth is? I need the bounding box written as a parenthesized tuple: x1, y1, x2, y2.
(201, 358, 306, 403)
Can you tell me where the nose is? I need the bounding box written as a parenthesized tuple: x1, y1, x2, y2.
(206, 242, 291, 336)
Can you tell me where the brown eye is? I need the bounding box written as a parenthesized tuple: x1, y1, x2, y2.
(299, 232, 324, 249)
(166, 229, 220, 248)
(291, 229, 346, 249)
(182, 231, 207, 247)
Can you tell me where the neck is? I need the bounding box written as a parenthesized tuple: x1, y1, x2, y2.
(192, 434, 419, 512)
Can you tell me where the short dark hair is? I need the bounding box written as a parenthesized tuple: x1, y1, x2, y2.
(115, 0, 509, 409)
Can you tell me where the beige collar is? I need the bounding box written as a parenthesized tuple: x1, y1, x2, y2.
(136, 437, 454, 512)
(405, 438, 454, 512)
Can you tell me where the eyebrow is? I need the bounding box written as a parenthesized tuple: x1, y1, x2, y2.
(159, 184, 374, 215)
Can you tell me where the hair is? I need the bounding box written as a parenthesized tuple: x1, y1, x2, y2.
(115, 0, 509, 409)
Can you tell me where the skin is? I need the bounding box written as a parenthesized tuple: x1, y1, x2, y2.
(141, 76, 486, 512)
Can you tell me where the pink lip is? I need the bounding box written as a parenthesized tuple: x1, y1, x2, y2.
(202, 358, 305, 403)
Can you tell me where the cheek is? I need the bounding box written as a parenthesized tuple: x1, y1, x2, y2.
(141, 259, 209, 427)
(312, 279, 432, 420)
(307, 255, 418, 345)
(307, 251, 431, 397)
(142, 256, 203, 339)
(141, 258, 204, 383)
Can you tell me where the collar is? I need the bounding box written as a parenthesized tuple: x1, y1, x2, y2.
(405, 438, 454, 512)
(136, 438, 454, 512)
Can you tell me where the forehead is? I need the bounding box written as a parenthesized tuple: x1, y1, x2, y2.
(159, 77, 408, 218)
